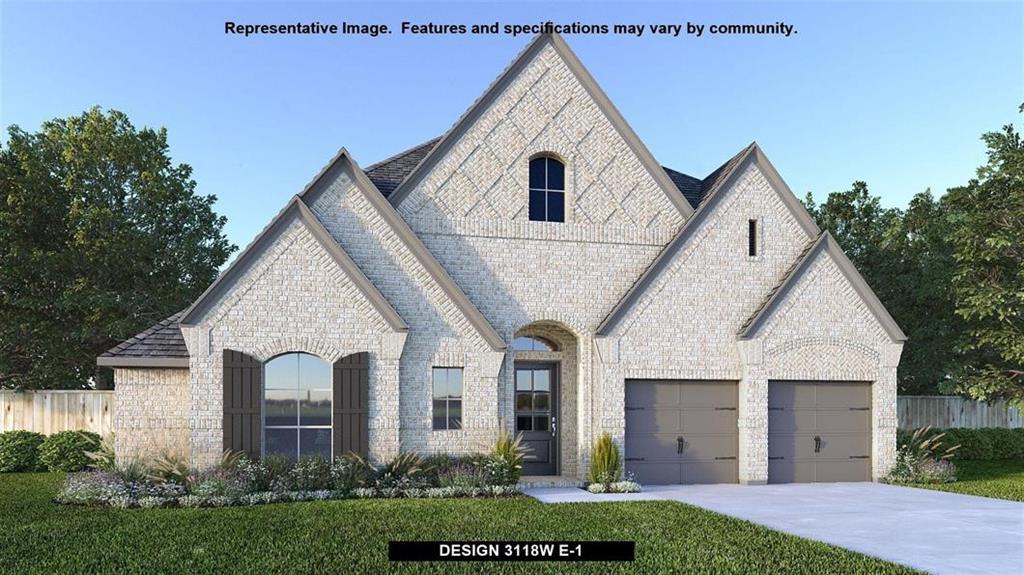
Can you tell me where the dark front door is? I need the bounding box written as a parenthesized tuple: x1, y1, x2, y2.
(515, 363, 558, 475)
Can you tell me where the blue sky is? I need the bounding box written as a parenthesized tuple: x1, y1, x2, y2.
(3, 1, 1021, 251)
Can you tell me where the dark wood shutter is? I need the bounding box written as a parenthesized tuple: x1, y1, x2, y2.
(333, 352, 369, 458)
(223, 349, 262, 459)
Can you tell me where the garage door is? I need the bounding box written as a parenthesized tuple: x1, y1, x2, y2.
(624, 380, 738, 484)
(768, 381, 872, 483)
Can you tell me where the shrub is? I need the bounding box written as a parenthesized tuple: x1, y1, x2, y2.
(588, 432, 622, 487)
(372, 452, 426, 489)
(487, 430, 526, 485)
(330, 455, 370, 493)
(262, 454, 295, 492)
(148, 450, 192, 485)
(38, 430, 102, 472)
(916, 458, 957, 483)
(898, 427, 1024, 460)
(288, 455, 332, 491)
(86, 434, 117, 472)
(0, 430, 46, 472)
(438, 463, 489, 489)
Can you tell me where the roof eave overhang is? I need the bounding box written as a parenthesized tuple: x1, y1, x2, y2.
(96, 356, 190, 368)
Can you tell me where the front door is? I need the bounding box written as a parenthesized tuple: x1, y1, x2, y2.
(515, 363, 558, 475)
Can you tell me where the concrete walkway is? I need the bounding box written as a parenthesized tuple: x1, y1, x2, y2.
(524, 483, 1024, 575)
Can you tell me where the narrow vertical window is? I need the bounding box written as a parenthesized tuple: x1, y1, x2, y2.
(528, 156, 565, 222)
(748, 219, 758, 257)
(432, 367, 463, 430)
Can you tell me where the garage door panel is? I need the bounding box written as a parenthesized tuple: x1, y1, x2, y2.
(683, 460, 737, 484)
(815, 384, 871, 408)
(820, 433, 871, 458)
(626, 382, 681, 407)
(768, 459, 816, 483)
(625, 408, 682, 434)
(817, 410, 871, 433)
(814, 459, 871, 482)
(625, 434, 681, 460)
(627, 462, 681, 485)
(768, 433, 818, 459)
(682, 434, 738, 461)
(679, 410, 737, 434)
(680, 383, 737, 408)
(768, 383, 816, 408)
(768, 409, 816, 432)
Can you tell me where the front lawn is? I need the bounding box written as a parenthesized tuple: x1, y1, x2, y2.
(0, 473, 917, 574)
(908, 459, 1024, 502)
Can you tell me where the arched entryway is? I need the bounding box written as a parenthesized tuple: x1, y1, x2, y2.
(511, 322, 578, 477)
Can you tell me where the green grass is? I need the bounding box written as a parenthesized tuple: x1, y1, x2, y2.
(0, 473, 918, 575)
(908, 459, 1024, 502)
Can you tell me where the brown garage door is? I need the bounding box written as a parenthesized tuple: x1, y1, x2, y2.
(625, 380, 738, 484)
(768, 381, 872, 483)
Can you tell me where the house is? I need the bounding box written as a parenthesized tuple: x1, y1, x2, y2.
(97, 33, 905, 485)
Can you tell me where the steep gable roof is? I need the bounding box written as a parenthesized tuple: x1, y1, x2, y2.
(385, 33, 694, 218)
(178, 194, 408, 332)
(367, 135, 710, 209)
(300, 148, 507, 351)
(739, 232, 907, 342)
(596, 143, 822, 336)
(96, 311, 189, 367)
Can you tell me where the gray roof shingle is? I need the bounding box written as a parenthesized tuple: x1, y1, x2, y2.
(102, 141, 745, 362)
(100, 311, 188, 360)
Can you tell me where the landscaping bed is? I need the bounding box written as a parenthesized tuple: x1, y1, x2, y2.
(0, 472, 919, 574)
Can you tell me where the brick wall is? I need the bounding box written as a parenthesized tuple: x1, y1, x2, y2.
(114, 368, 190, 461)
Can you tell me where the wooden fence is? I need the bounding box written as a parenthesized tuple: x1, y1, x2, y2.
(0, 390, 115, 436)
(898, 396, 1023, 430)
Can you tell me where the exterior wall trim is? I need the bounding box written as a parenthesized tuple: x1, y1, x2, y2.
(596, 144, 821, 336)
(178, 195, 408, 333)
(385, 32, 693, 219)
(300, 148, 507, 352)
(740, 232, 907, 342)
(97, 356, 190, 368)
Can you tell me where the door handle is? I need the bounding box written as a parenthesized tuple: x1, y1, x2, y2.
(814, 436, 822, 453)
(677, 436, 685, 454)
(551, 416, 556, 435)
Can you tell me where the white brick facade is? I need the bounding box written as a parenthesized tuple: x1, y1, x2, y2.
(112, 33, 903, 483)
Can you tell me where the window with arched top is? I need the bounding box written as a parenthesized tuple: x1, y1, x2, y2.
(264, 352, 332, 460)
(528, 156, 565, 222)
(512, 335, 559, 352)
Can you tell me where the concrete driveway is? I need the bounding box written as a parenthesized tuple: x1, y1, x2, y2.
(524, 482, 1024, 575)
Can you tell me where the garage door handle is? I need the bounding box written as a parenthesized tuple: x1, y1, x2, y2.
(677, 436, 685, 454)
(814, 436, 821, 453)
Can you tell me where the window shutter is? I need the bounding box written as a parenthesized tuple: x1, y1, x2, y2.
(333, 352, 369, 458)
(223, 349, 262, 459)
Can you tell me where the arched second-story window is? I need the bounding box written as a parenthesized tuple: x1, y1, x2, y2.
(264, 352, 332, 460)
(528, 156, 565, 222)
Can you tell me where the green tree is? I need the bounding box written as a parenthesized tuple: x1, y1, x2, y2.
(804, 183, 961, 395)
(942, 116, 1024, 404)
(0, 107, 235, 390)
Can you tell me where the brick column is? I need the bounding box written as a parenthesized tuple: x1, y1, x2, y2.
(737, 339, 768, 485)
